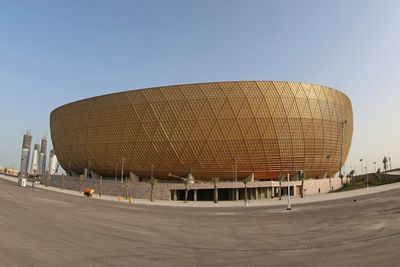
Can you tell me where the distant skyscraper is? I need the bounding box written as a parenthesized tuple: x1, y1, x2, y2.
(49, 149, 58, 175)
(20, 131, 32, 177)
(31, 144, 40, 175)
(39, 137, 47, 176)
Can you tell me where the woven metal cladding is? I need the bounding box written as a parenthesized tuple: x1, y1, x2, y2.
(50, 81, 353, 180)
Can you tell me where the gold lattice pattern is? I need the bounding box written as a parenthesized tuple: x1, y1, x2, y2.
(50, 81, 353, 180)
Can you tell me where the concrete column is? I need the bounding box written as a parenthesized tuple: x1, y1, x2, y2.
(255, 188, 258, 200)
(235, 188, 239, 201)
(194, 189, 197, 202)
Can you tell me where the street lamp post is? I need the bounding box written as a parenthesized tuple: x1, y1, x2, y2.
(359, 159, 363, 175)
(364, 156, 369, 189)
(326, 155, 332, 191)
(339, 120, 347, 178)
(121, 157, 126, 183)
(115, 162, 118, 182)
(287, 172, 291, 210)
(233, 156, 238, 200)
(287, 163, 293, 210)
(383, 156, 388, 184)
(373, 162, 376, 173)
(233, 156, 238, 182)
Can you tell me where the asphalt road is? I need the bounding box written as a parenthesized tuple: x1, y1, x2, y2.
(1, 178, 399, 267)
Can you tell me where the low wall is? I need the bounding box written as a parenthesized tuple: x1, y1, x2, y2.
(39, 175, 172, 200)
(39, 175, 343, 201)
(353, 173, 400, 184)
(303, 177, 342, 194)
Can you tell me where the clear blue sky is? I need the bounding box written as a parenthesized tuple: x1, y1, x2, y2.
(1, 0, 399, 174)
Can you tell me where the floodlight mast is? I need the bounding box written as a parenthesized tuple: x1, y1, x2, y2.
(339, 120, 347, 178)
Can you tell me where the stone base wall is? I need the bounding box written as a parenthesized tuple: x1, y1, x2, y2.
(40, 175, 344, 201)
(39, 175, 172, 200)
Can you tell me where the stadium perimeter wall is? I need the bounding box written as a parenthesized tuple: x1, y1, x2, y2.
(39, 175, 342, 201)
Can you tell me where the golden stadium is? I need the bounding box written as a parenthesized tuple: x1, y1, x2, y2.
(50, 81, 353, 180)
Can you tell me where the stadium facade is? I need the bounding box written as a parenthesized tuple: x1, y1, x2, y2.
(50, 81, 353, 182)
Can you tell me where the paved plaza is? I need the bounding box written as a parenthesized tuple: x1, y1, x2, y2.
(0, 175, 399, 266)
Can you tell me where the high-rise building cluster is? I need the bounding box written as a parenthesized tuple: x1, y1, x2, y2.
(19, 131, 58, 177)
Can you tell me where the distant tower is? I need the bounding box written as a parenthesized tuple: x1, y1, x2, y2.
(38, 137, 47, 176)
(31, 144, 40, 176)
(20, 131, 32, 177)
(49, 149, 58, 175)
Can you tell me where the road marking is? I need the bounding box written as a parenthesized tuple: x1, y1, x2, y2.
(33, 197, 74, 207)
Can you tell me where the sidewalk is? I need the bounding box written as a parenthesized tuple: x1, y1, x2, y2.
(1, 174, 399, 207)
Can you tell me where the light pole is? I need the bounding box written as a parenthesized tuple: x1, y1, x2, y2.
(373, 162, 376, 173)
(383, 156, 388, 183)
(233, 156, 238, 200)
(121, 157, 126, 183)
(287, 172, 291, 210)
(287, 163, 293, 210)
(339, 120, 347, 178)
(365, 166, 369, 190)
(359, 159, 363, 175)
(233, 156, 238, 182)
(115, 162, 118, 182)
